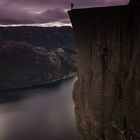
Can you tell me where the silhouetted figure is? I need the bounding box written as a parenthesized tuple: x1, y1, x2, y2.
(71, 3, 74, 10)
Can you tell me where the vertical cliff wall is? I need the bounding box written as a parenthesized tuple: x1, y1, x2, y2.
(69, 3, 140, 140)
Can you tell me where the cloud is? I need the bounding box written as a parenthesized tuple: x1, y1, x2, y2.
(0, 5, 36, 24)
(39, 9, 69, 23)
(0, 0, 130, 26)
(0, 4, 69, 25)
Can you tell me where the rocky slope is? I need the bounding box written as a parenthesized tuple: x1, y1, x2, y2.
(0, 26, 76, 49)
(0, 41, 77, 91)
(69, 1, 140, 140)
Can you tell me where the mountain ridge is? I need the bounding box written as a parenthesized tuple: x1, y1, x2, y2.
(0, 26, 76, 49)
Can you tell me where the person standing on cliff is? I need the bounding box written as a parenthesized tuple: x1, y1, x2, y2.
(71, 3, 74, 10)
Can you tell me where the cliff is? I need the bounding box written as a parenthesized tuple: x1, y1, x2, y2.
(0, 41, 77, 91)
(68, 1, 140, 140)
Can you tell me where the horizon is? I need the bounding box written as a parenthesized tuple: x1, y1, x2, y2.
(0, 24, 72, 27)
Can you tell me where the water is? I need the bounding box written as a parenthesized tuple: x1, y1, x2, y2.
(0, 77, 78, 140)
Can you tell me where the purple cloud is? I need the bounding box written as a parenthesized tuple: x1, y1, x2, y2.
(0, 0, 130, 26)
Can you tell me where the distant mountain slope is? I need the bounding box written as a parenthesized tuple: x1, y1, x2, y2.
(0, 41, 77, 91)
(0, 26, 76, 49)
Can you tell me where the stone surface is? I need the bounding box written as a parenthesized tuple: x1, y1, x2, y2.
(69, 1, 140, 139)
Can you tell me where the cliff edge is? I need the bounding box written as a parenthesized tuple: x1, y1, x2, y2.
(68, 0, 140, 139)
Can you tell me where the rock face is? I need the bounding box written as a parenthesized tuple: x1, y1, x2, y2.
(0, 41, 77, 91)
(69, 1, 140, 140)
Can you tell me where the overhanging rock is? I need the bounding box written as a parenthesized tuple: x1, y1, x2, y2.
(68, 0, 140, 139)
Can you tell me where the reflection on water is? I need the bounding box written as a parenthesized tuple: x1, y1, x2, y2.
(0, 77, 78, 140)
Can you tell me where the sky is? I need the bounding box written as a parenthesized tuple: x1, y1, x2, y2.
(0, 0, 130, 27)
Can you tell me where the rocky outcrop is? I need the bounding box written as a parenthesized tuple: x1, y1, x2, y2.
(0, 41, 77, 91)
(56, 47, 77, 74)
(68, 0, 140, 140)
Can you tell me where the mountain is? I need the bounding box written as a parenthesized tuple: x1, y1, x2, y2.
(0, 41, 77, 91)
(0, 26, 76, 49)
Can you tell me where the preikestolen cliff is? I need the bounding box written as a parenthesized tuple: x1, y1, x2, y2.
(0, 0, 140, 140)
(68, 0, 140, 139)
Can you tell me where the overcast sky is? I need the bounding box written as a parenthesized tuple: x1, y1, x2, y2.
(0, 0, 129, 27)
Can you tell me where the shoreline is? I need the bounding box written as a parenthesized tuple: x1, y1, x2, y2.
(0, 72, 77, 93)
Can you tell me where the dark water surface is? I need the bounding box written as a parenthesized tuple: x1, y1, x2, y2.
(0, 77, 78, 140)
